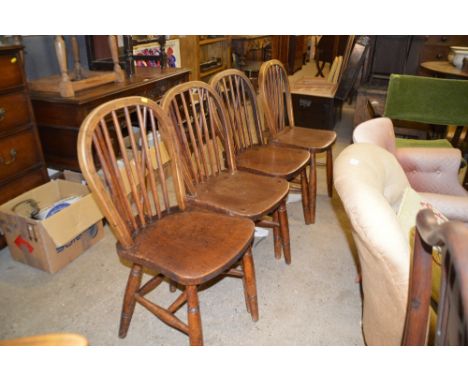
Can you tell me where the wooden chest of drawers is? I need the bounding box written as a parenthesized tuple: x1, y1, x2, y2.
(0, 45, 48, 206)
(31, 67, 190, 171)
(418, 35, 468, 74)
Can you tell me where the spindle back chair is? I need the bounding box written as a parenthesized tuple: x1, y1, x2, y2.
(210, 69, 311, 225)
(77, 96, 259, 345)
(258, 59, 337, 224)
(161, 81, 292, 264)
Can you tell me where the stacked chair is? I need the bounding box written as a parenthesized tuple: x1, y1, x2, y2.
(77, 58, 336, 345)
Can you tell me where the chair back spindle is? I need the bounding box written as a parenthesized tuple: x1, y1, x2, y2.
(210, 69, 264, 153)
(161, 81, 236, 195)
(258, 59, 295, 136)
(78, 96, 185, 249)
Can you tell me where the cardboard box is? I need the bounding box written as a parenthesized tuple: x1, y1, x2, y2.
(0, 180, 104, 273)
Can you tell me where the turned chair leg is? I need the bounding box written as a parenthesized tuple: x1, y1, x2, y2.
(242, 247, 259, 321)
(326, 147, 333, 198)
(307, 153, 317, 224)
(300, 168, 311, 224)
(186, 285, 203, 346)
(119, 263, 143, 338)
(278, 199, 291, 265)
(272, 209, 282, 259)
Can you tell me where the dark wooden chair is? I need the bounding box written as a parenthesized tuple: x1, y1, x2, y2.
(161, 81, 292, 264)
(77, 96, 258, 345)
(210, 69, 311, 225)
(258, 59, 337, 223)
(403, 208, 468, 345)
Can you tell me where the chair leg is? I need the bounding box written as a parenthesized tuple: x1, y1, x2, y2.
(308, 153, 317, 224)
(326, 147, 333, 198)
(119, 263, 143, 338)
(242, 247, 259, 321)
(169, 280, 177, 293)
(186, 285, 203, 346)
(300, 168, 311, 224)
(272, 209, 282, 259)
(278, 200, 291, 265)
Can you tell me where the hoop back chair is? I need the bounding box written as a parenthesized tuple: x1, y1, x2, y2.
(403, 208, 468, 345)
(258, 59, 337, 224)
(77, 96, 259, 345)
(161, 81, 292, 264)
(210, 69, 311, 225)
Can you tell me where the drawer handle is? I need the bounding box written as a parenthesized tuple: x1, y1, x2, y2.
(0, 148, 17, 165)
(0, 107, 5, 121)
(436, 53, 443, 60)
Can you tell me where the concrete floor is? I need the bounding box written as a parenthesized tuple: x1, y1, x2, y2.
(0, 65, 364, 345)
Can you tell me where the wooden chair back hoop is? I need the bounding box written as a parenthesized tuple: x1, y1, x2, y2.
(161, 81, 237, 195)
(78, 96, 185, 249)
(403, 208, 468, 345)
(210, 69, 265, 153)
(258, 59, 295, 136)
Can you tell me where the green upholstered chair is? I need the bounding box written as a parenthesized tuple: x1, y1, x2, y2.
(384, 74, 468, 156)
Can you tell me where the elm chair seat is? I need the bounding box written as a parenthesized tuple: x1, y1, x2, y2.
(118, 210, 254, 285)
(190, 171, 289, 220)
(236, 145, 310, 178)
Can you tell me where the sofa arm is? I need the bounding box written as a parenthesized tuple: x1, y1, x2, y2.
(419, 192, 468, 223)
(396, 147, 466, 196)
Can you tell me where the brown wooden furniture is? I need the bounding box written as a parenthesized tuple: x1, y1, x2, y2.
(0, 332, 88, 346)
(210, 69, 311, 225)
(161, 81, 292, 264)
(420, 61, 468, 79)
(178, 36, 231, 81)
(314, 35, 350, 77)
(0, 45, 49, 247)
(290, 36, 370, 130)
(29, 36, 124, 98)
(271, 36, 305, 75)
(403, 208, 468, 345)
(31, 66, 190, 171)
(258, 59, 336, 224)
(77, 96, 258, 345)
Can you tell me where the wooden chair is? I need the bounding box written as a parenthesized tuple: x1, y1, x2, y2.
(77, 96, 258, 345)
(403, 209, 468, 345)
(209, 69, 311, 225)
(0, 333, 88, 346)
(258, 59, 337, 223)
(161, 81, 292, 264)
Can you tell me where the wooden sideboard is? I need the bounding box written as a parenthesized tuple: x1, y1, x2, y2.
(31, 67, 190, 171)
(0, 45, 49, 205)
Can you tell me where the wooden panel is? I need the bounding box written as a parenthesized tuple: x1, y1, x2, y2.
(0, 128, 42, 180)
(0, 51, 23, 90)
(0, 91, 31, 133)
(0, 166, 46, 205)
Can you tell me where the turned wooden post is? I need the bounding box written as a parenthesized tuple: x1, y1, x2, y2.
(70, 36, 85, 80)
(55, 35, 74, 97)
(109, 35, 125, 82)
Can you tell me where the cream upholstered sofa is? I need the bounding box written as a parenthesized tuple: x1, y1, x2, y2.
(353, 117, 468, 222)
(334, 143, 412, 345)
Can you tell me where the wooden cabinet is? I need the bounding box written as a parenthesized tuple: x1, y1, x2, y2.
(31, 67, 190, 171)
(179, 36, 231, 81)
(271, 36, 305, 75)
(0, 45, 48, 206)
